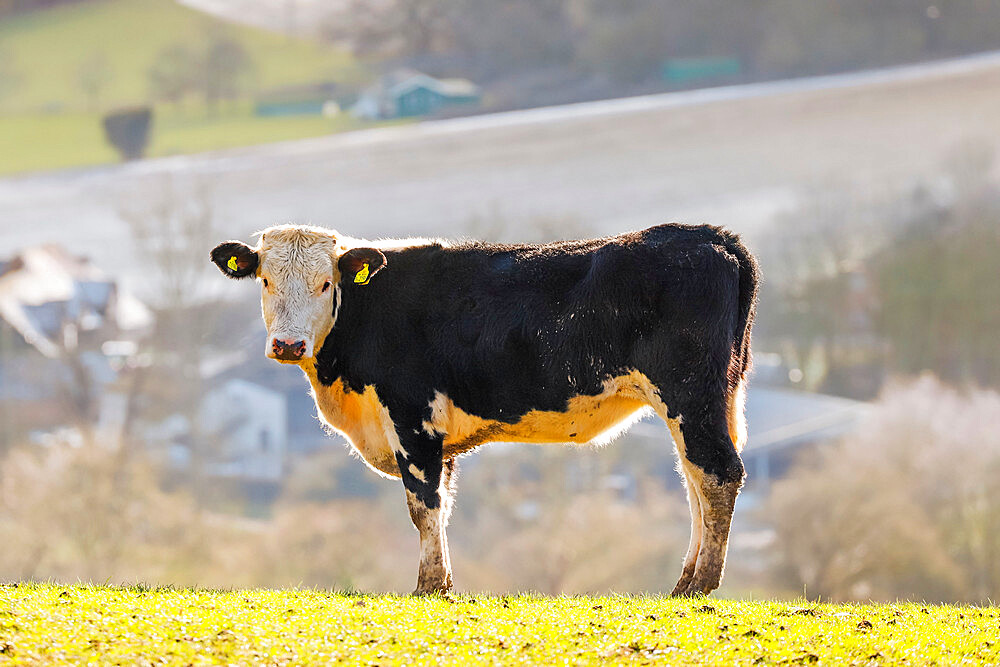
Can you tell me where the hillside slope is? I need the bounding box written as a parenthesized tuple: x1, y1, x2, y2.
(1, 585, 997, 664)
(0, 0, 360, 113)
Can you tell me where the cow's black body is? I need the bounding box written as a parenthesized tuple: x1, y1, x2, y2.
(315, 223, 757, 510)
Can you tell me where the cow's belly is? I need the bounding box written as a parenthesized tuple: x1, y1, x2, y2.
(426, 371, 661, 457)
(305, 372, 401, 478)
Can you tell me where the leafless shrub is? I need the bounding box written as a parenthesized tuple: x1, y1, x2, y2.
(455, 484, 686, 594)
(118, 175, 221, 311)
(768, 376, 1000, 602)
(0, 441, 208, 584)
(252, 498, 413, 592)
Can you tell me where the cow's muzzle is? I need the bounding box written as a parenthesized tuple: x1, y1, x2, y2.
(270, 338, 308, 361)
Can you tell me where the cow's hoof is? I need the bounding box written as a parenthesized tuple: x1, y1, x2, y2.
(676, 576, 719, 597)
(670, 585, 705, 598)
(411, 585, 452, 596)
(412, 576, 453, 596)
(670, 567, 697, 596)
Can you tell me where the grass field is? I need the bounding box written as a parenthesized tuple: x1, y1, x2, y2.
(0, 106, 369, 175)
(1, 585, 997, 665)
(0, 0, 372, 175)
(0, 0, 362, 113)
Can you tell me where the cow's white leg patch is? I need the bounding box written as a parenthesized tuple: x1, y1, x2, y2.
(675, 467, 704, 594)
(405, 486, 452, 595)
(667, 415, 743, 596)
(666, 418, 705, 595)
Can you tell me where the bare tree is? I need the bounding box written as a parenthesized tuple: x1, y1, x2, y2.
(118, 175, 221, 311)
(77, 51, 113, 112)
(0, 45, 21, 103)
(117, 176, 225, 501)
(201, 30, 255, 111)
(148, 44, 197, 107)
(325, 0, 455, 58)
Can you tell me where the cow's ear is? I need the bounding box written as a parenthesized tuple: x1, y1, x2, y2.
(211, 241, 259, 279)
(339, 247, 387, 286)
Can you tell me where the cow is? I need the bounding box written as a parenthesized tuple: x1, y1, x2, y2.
(211, 222, 759, 596)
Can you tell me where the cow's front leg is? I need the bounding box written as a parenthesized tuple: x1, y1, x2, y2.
(395, 429, 456, 595)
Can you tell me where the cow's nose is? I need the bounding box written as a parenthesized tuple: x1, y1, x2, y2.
(271, 338, 307, 361)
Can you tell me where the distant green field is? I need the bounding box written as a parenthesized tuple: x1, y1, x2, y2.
(0, 0, 363, 113)
(0, 0, 373, 175)
(1, 585, 997, 665)
(0, 107, 367, 175)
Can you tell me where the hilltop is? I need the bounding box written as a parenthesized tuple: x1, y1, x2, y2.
(0, 0, 368, 174)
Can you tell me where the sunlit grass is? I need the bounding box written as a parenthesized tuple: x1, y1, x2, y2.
(149, 104, 367, 157)
(1, 584, 997, 665)
(0, 112, 117, 174)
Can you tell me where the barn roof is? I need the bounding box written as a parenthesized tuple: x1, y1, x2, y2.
(353, 68, 480, 116)
(0, 245, 152, 358)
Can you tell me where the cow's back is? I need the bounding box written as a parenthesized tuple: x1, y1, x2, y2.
(318, 224, 740, 428)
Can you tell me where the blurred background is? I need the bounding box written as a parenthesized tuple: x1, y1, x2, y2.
(2, 0, 1000, 602)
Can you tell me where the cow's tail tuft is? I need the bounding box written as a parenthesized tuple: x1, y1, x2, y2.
(721, 231, 759, 452)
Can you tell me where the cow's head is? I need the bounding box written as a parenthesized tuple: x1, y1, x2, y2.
(211, 225, 386, 363)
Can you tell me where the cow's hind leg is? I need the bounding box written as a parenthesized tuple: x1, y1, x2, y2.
(647, 397, 707, 596)
(396, 430, 456, 595)
(670, 449, 704, 596)
(670, 405, 745, 596)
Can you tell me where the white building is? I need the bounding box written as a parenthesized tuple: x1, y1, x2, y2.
(198, 378, 288, 482)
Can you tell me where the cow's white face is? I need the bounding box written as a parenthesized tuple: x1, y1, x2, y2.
(258, 227, 338, 362)
(211, 225, 386, 364)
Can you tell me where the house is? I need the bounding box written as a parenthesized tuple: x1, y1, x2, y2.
(351, 69, 481, 120)
(198, 378, 287, 483)
(0, 245, 153, 445)
(661, 56, 742, 85)
(0, 245, 152, 359)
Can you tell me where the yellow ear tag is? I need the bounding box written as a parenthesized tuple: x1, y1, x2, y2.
(354, 262, 371, 285)
(227, 256, 239, 272)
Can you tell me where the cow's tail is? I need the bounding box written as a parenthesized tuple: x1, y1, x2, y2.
(721, 231, 759, 452)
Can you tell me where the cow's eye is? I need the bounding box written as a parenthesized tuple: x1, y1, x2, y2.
(262, 278, 269, 288)
(321, 281, 332, 293)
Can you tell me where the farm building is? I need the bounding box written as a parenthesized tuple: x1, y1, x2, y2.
(0, 246, 153, 446)
(351, 69, 481, 120)
(254, 81, 339, 117)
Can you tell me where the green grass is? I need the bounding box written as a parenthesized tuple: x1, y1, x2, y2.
(0, 0, 363, 113)
(0, 107, 370, 175)
(0, 112, 118, 173)
(1, 585, 997, 665)
(0, 0, 375, 175)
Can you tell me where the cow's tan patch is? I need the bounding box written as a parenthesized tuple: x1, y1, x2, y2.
(727, 378, 748, 451)
(422, 370, 661, 457)
(302, 365, 401, 478)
